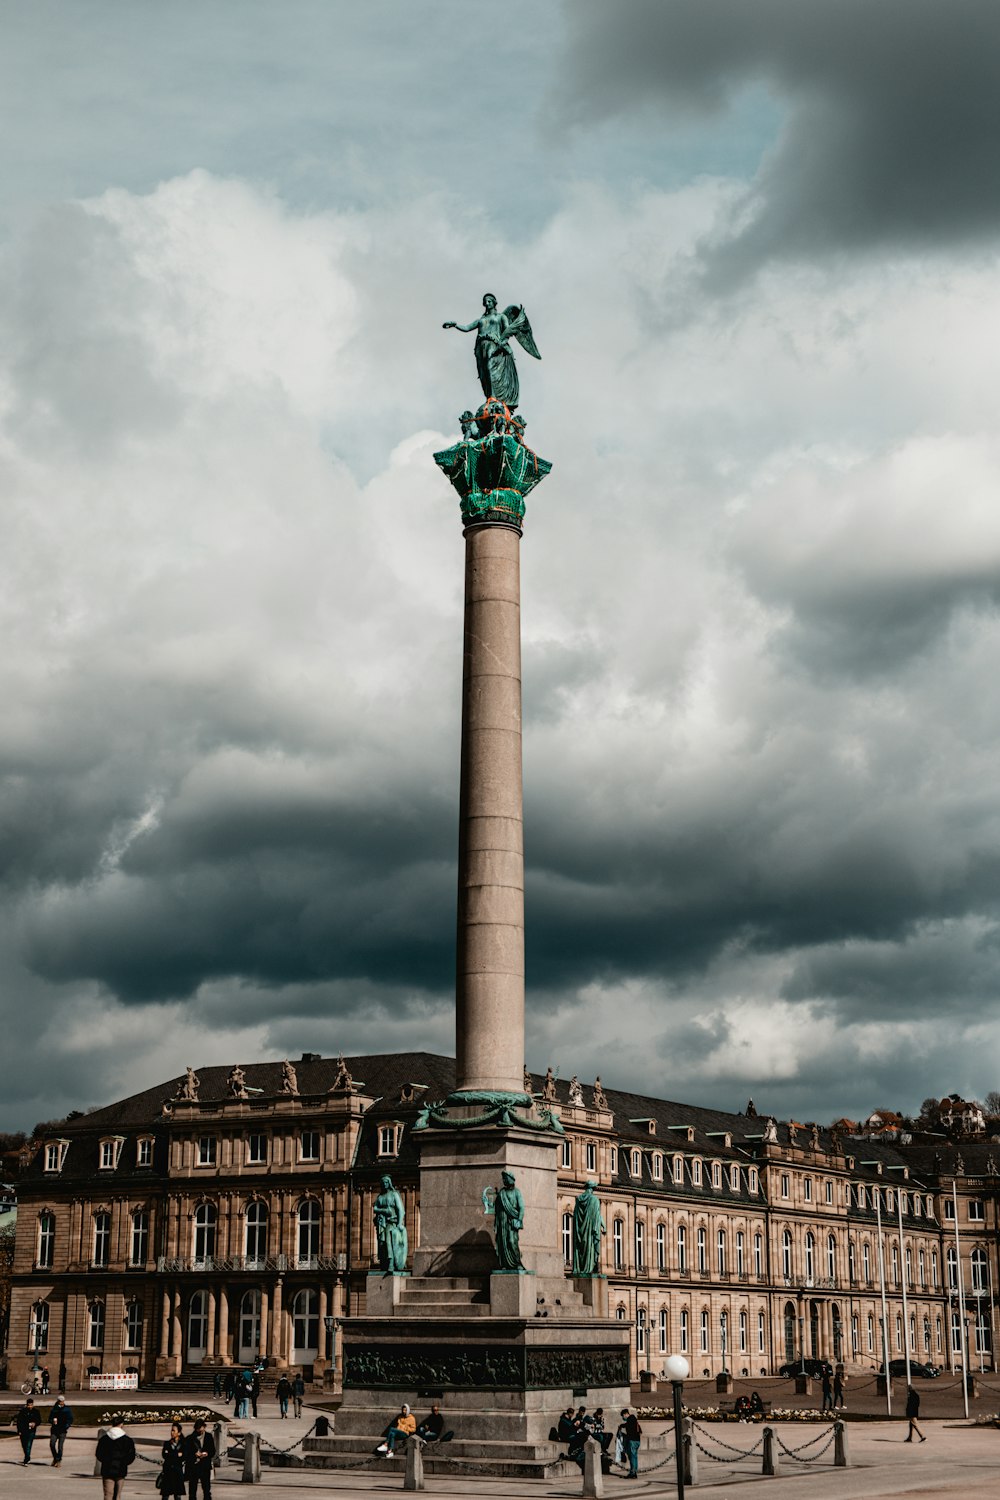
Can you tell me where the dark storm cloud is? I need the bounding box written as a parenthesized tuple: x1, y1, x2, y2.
(559, 0, 1000, 279)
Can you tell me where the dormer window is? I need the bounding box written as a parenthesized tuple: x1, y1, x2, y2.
(44, 1140, 68, 1174)
(98, 1138, 124, 1171)
(652, 1153, 663, 1180)
(631, 1150, 642, 1177)
(729, 1165, 740, 1192)
(136, 1137, 153, 1168)
(711, 1162, 722, 1189)
(692, 1158, 702, 1186)
(673, 1155, 684, 1183)
(378, 1124, 400, 1157)
(748, 1167, 758, 1193)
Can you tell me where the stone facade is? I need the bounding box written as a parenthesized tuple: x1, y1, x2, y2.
(7, 1051, 996, 1387)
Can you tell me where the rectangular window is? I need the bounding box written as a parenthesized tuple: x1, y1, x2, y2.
(197, 1137, 217, 1166)
(739, 1309, 748, 1352)
(300, 1130, 320, 1161)
(610, 1148, 618, 1174)
(562, 1212, 572, 1265)
(697, 1227, 707, 1272)
(656, 1223, 666, 1271)
(804, 1178, 812, 1202)
(129, 1211, 149, 1268)
(944, 1200, 955, 1219)
(561, 1139, 572, 1168)
(969, 1200, 985, 1220)
(45, 1142, 66, 1173)
(248, 1133, 267, 1164)
(636, 1310, 647, 1355)
(867, 1315, 874, 1352)
(613, 1219, 624, 1270)
(87, 1302, 105, 1350)
(37, 1214, 55, 1269)
(780, 1173, 790, 1198)
(931, 1251, 938, 1286)
(99, 1140, 118, 1170)
(136, 1138, 152, 1167)
(754, 1233, 763, 1277)
(674, 1156, 684, 1184)
(825, 1180, 833, 1204)
(677, 1226, 687, 1273)
(736, 1231, 745, 1277)
(586, 1142, 597, 1173)
(93, 1214, 110, 1268)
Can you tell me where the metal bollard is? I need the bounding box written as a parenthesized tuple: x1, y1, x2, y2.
(213, 1421, 223, 1469)
(242, 1429, 261, 1484)
(403, 1433, 425, 1491)
(93, 1427, 107, 1477)
(834, 1420, 849, 1467)
(761, 1426, 779, 1476)
(683, 1417, 698, 1486)
(582, 1436, 604, 1499)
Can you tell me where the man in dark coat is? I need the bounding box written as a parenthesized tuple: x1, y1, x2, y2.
(904, 1386, 926, 1442)
(15, 1397, 41, 1464)
(292, 1372, 305, 1418)
(184, 1417, 216, 1498)
(96, 1422, 136, 1497)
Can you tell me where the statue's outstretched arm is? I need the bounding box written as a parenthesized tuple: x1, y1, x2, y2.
(442, 319, 479, 332)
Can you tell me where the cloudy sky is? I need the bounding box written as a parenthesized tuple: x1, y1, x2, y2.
(3, 0, 1000, 1132)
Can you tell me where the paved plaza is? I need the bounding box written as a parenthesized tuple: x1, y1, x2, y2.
(2, 1388, 999, 1500)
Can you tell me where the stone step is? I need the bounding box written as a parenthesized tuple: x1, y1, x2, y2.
(266, 1450, 577, 1478)
(399, 1287, 488, 1302)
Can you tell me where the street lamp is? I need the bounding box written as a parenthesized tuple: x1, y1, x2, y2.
(664, 1354, 689, 1500)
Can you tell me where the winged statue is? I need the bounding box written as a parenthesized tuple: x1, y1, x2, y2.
(443, 293, 541, 409)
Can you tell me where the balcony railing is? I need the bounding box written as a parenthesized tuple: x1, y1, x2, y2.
(156, 1253, 346, 1275)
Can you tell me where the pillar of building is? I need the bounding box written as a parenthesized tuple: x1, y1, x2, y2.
(217, 1286, 229, 1364)
(455, 524, 525, 1094)
(171, 1285, 182, 1358)
(259, 1286, 269, 1363)
(206, 1288, 217, 1359)
(270, 1277, 284, 1363)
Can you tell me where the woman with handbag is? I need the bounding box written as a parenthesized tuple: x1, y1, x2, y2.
(159, 1422, 186, 1498)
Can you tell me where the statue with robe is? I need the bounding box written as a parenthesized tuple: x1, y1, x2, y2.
(443, 293, 540, 409)
(227, 1065, 248, 1099)
(592, 1077, 608, 1110)
(572, 1180, 606, 1277)
(543, 1068, 558, 1103)
(763, 1116, 779, 1144)
(483, 1170, 525, 1271)
(567, 1075, 584, 1106)
(281, 1059, 299, 1095)
(177, 1067, 200, 1102)
(373, 1174, 408, 1273)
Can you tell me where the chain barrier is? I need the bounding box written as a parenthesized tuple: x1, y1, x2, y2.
(258, 1420, 318, 1454)
(690, 1424, 764, 1461)
(636, 1448, 676, 1474)
(774, 1428, 836, 1463)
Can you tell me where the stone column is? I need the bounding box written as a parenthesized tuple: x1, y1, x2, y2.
(160, 1288, 170, 1356)
(171, 1286, 182, 1359)
(206, 1288, 217, 1359)
(259, 1287, 269, 1363)
(455, 523, 525, 1093)
(218, 1286, 229, 1364)
(270, 1277, 284, 1362)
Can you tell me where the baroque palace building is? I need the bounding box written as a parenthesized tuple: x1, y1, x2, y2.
(7, 1052, 997, 1388)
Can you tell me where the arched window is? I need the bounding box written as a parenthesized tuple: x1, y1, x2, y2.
(739, 1308, 748, 1352)
(851, 1314, 859, 1355)
(245, 1201, 268, 1267)
(697, 1227, 707, 1272)
(615, 1304, 627, 1321)
(700, 1309, 709, 1353)
(919, 1248, 926, 1285)
(37, 1213, 55, 1269)
(562, 1211, 572, 1265)
(866, 1314, 874, 1352)
(804, 1232, 815, 1281)
(905, 1246, 912, 1285)
(923, 1316, 931, 1353)
(193, 1203, 217, 1264)
(758, 1309, 766, 1353)
(93, 1212, 111, 1267)
(187, 1290, 208, 1357)
(656, 1222, 666, 1271)
(291, 1288, 319, 1362)
(29, 1300, 49, 1352)
(680, 1308, 689, 1352)
(848, 1239, 856, 1281)
(891, 1243, 899, 1283)
(895, 1314, 902, 1351)
(637, 1306, 647, 1355)
(717, 1228, 727, 1275)
(129, 1210, 149, 1268)
(124, 1300, 143, 1350)
(736, 1230, 745, 1277)
(659, 1308, 668, 1353)
(677, 1224, 687, 1272)
(298, 1200, 321, 1268)
(635, 1219, 645, 1270)
(239, 1289, 261, 1363)
(753, 1232, 763, 1277)
(781, 1229, 792, 1280)
(827, 1234, 836, 1280)
(862, 1241, 871, 1281)
(87, 1300, 105, 1350)
(946, 1246, 958, 1288)
(612, 1218, 624, 1270)
(931, 1250, 938, 1286)
(971, 1247, 988, 1291)
(783, 1301, 795, 1363)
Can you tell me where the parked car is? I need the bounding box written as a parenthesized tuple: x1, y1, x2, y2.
(880, 1360, 941, 1378)
(778, 1359, 833, 1379)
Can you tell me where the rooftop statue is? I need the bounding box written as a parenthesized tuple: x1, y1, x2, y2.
(227, 1065, 249, 1099)
(443, 293, 540, 410)
(281, 1059, 299, 1096)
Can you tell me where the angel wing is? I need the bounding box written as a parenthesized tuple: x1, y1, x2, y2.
(503, 304, 541, 360)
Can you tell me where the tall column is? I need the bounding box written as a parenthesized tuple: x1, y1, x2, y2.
(259, 1287, 269, 1363)
(171, 1286, 182, 1358)
(455, 523, 524, 1093)
(160, 1289, 170, 1356)
(270, 1278, 284, 1362)
(218, 1287, 229, 1364)
(206, 1289, 217, 1359)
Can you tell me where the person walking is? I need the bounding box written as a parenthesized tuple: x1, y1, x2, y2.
(212, 1371, 222, 1398)
(96, 1420, 136, 1499)
(904, 1386, 926, 1442)
(622, 1408, 642, 1478)
(820, 1368, 834, 1413)
(276, 1374, 291, 1418)
(250, 1371, 260, 1418)
(49, 1395, 73, 1466)
(184, 1417, 216, 1499)
(15, 1397, 41, 1464)
(159, 1423, 187, 1500)
(833, 1369, 846, 1409)
(292, 1372, 305, 1418)
(40, 1365, 50, 1396)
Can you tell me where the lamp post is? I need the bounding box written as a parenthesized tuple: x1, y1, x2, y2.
(323, 1315, 335, 1368)
(664, 1354, 689, 1500)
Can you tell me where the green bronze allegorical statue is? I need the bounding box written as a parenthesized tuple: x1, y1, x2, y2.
(572, 1179, 606, 1278)
(443, 293, 540, 411)
(482, 1169, 526, 1272)
(373, 1174, 408, 1274)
